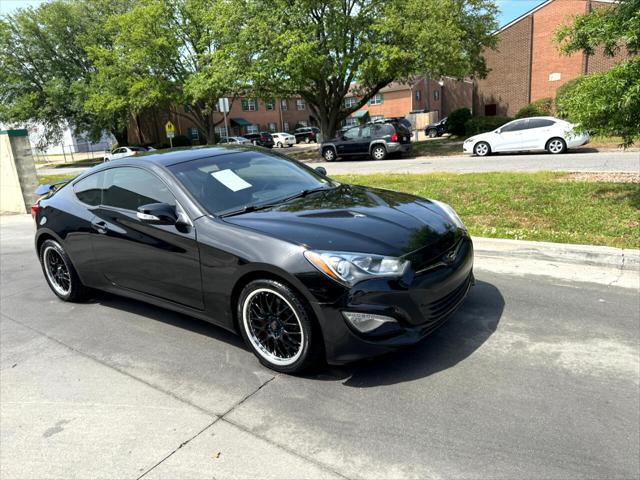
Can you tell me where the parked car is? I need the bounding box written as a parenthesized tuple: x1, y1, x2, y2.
(219, 136, 251, 145)
(294, 127, 320, 144)
(104, 146, 147, 162)
(463, 117, 589, 156)
(424, 117, 447, 138)
(243, 132, 275, 148)
(33, 146, 472, 373)
(271, 132, 296, 148)
(321, 122, 412, 161)
(372, 117, 413, 131)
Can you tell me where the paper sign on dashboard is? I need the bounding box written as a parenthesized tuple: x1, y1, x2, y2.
(211, 169, 252, 192)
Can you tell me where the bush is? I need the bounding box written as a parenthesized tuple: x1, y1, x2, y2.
(445, 108, 472, 135)
(465, 116, 513, 135)
(515, 97, 554, 119)
(171, 135, 192, 147)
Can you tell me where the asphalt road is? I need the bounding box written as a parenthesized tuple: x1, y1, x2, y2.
(308, 150, 640, 175)
(1, 215, 639, 479)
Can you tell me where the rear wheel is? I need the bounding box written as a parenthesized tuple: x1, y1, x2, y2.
(322, 147, 337, 162)
(238, 279, 322, 373)
(427, 129, 437, 138)
(473, 141, 491, 157)
(276, 141, 282, 148)
(371, 144, 387, 160)
(39, 239, 90, 302)
(546, 137, 566, 154)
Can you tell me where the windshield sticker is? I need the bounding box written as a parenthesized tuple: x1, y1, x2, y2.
(211, 169, 252, 192)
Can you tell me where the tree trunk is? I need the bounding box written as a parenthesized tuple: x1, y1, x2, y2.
(112, 126, 128, 146)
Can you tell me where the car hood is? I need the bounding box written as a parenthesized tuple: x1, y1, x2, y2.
(222, 185, 458, 257)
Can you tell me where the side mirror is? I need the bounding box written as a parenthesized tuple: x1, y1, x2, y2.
(137, 203, 178, 225)
(315, 166, 327, 175)
(495, 129, 501, 134)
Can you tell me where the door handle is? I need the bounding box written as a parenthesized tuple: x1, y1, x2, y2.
(91, 220, 108, 234)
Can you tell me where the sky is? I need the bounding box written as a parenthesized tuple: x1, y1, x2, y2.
(1, 0, 547, 27)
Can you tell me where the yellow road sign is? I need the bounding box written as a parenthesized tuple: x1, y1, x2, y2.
(165, 121, 176, 133)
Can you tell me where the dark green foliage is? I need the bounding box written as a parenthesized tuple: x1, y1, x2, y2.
(464, 116, 512, 135)
(445, 108, 472, 135)
(515, 97, 553, 118)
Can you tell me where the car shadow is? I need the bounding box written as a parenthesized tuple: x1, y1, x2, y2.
(308, 280, 504, 387)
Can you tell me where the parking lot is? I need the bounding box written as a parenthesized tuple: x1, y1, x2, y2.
(1, 214, 638, 479)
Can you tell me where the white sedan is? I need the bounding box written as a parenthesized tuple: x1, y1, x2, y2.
(463, 117, 589, 156)
(271, 132, 296, 148)
(219, 136, 251, 145)
(104, 146, 147, 162)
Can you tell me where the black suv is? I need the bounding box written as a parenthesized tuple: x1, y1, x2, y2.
(424, 117, 447, 138)
(244, 132, 275, 148)
(294, 127, 320, 143)
(321, 122, 411, 161)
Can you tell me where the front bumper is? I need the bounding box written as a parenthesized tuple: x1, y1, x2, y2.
(463, 141, 474, 154)
(313, 235, 474, 364)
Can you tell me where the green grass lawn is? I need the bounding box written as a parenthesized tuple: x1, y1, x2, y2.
(37, 173, 78, 185)
(36, 171, 639, 248)
(411, 137, 464, 156)
(334, 172, 640, 249)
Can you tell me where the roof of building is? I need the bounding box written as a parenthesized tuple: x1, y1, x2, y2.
(495, 0, 618, 35)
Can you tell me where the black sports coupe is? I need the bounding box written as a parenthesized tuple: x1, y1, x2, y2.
(33, 146, 473, 373)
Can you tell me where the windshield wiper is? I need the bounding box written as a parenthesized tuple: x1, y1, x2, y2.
(219, 186, 334, 218)
(280, 186, 333, 203)
(219, 202, 277, 218)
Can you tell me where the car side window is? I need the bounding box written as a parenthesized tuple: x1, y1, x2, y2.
(73, 172, 104, 206)
(360, 125, 372, 138)
(528, 119, 555, 129)
(501, 120, 527, 132)
(102, 167, 175, 211)
(343, 127, 360, 140)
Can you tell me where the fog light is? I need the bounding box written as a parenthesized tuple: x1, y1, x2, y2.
(342, 311, 397, 333)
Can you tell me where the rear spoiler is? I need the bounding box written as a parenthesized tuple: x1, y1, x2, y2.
(35, 180, 71, 196)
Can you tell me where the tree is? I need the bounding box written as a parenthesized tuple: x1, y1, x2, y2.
(97, 0, 249, 144)
(554, 0, 639, 146)
(0, 0, 131, 146)
(219, 0, 497, 138)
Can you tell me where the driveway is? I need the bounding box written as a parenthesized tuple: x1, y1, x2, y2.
(1, 215, 638, 479)
(309, 150, 640, 175)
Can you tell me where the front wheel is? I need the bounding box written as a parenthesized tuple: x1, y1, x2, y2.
(546, 137, 567, 154)
(427, 129, 437, 138)
(371, 144, 387, 160)
(276, 142, 282, 148)
(473, 141, 491, 157)
(238, 279, 323, 373)
(39, 239, 90, 302)
(322, 147, 337, 162)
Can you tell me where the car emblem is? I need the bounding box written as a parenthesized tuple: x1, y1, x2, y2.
(443, 250, 457, 263)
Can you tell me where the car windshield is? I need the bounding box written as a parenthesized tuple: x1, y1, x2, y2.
(168, 151, 335, 216)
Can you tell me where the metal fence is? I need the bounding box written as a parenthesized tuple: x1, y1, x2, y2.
(31, 142, 110, 164)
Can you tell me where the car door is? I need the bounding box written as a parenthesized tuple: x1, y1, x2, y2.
(522, 118, 556, 150)
(336, 126, 361, 155)
(90, 166, 204, 309)
(493, 119, 529, 152)
(356, 124, 373, 154)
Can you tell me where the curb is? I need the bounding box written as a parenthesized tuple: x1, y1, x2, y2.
(472, 236, 640, 271)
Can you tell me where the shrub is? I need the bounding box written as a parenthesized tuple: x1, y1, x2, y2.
(515, 97, 554, 118)
(465, 116, 513, 135)
(171, 135, 192, 147)
(445, 108, 472, 135)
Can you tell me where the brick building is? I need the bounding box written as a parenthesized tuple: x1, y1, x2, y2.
(474, 0, 630, 117)
(129, 76, 472, 145)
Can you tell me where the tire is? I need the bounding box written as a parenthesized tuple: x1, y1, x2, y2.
(427, 129, 437, 138)
(304, 137, 310, 144)
(39, 239, 90, 302)
(371, 144, 387, 160)
(238, 279, 323, 373)
(276, 142, 282, 148)
(473, 141, 491, 157)
(546, 137, 567, 154)
(322, 147, 337, 162)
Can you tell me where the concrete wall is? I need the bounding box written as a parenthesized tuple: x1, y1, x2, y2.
(1, 130, 39, 214)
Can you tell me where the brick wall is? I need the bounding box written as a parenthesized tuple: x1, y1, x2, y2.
(441, 78, 472, 116)
(474, 14, 532, 117)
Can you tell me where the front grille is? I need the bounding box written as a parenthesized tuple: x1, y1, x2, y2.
(406, 231, 459, 273)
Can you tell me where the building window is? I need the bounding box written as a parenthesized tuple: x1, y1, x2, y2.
(215, 126, 228, 137)
(369, 94, 383, 105)
(344, 97, 358, 108)
(283, 121, 290, 132)
(280, 99, 288, 111)
(344, 117, 359, 127)
(241, 99, 257, 111)
(213, 102, 220, 112)
(296, 99, 306, 111)
(265, 99, 275, 111)
(434, 90, 440, 101)
(298, 120, 308, 127)
(246, 124, 259, 134)
(187, 127, 199, 141)
(415, 90, 421, 101)
(268, 122, 277, 132)
(484, 104, 497, 116)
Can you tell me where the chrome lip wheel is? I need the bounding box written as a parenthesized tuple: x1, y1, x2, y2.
(475, 143, 489, 156)
(43, 246, 71, 296)
(242, 288, 304, 366)
(548, 139, 564, 153)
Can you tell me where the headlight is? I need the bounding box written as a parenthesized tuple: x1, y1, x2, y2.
(304, 250, 409, 286)
(430, 199, 465, 230)
(464, 137, 474, 144)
